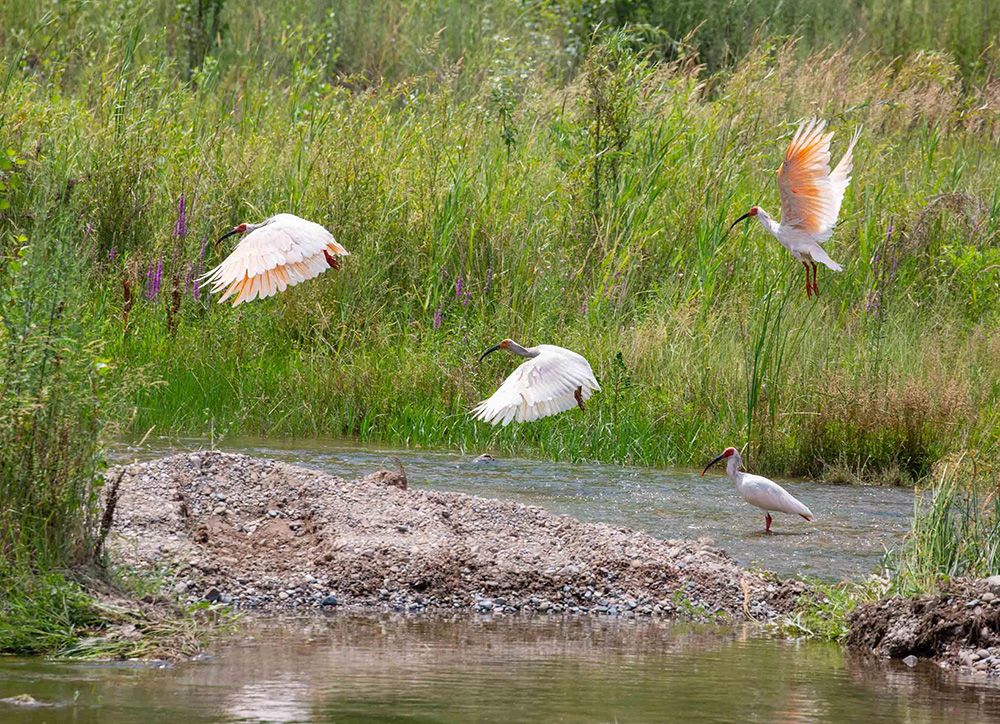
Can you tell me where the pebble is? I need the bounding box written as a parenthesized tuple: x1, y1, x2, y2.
(902, 655, 918, 667)
(976, 648, 991, 660)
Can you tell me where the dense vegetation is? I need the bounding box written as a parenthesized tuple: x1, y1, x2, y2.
(0, 0, 998, 653)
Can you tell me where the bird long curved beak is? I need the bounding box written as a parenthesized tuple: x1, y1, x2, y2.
(701, 452, 728, 476)
(478, 344, 502, 363)
(728, 212, 753, 233)
(214, 227, 242, 248)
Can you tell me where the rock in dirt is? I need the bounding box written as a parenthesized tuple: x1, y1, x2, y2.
(105, 452, 804, 621)
(847, 578, 1000, 677)
(1, 695, 49, 708)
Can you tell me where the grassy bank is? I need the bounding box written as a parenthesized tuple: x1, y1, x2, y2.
(787, 456, 1000, 640)
(3, 2, 996, 483)
(1, 3, 999, 656)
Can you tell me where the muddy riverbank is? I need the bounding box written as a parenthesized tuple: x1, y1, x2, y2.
(105, 452, 804, 621)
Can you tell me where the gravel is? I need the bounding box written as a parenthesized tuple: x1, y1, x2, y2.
(105, 452, 805, 622)
(848, 577, 1000, 678)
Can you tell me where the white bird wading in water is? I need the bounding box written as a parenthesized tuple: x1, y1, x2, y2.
(202, 213, 349, 306)
(702, 446, 814, 533)
(730, 118, 861, 298)
(472, 339, 600, 425)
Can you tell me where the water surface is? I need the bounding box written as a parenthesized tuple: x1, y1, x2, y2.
(2, 616, 998, 723)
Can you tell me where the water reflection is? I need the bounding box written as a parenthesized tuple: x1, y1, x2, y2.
(2, 616, 998, 723)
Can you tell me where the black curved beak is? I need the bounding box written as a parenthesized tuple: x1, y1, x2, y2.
(701, 452, 728, 476)
(478, 344, 502, 363)
(214, 227, 242, 248)
(728, 212, 753, 233)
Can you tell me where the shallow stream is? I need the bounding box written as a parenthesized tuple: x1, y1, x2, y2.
(3, 438, 992, 722)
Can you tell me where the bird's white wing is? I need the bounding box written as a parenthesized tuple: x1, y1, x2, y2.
(202, 214, 349, 306)
(777, 119, 858, 238)
(741, 474, 814, 520)
(471, 348, 600, 426)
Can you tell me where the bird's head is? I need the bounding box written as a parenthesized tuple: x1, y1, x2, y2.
(701, 446, 738, 476)
(478, 338, 514, 363)
(214, 222, 250, 247)
(728, 206, 758, 233)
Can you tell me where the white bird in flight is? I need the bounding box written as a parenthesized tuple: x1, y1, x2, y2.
(702, 446, 814, 533)
(202, 213, 349, 306)
(472, 340, 600, 425)
(730, 118, 861, 298)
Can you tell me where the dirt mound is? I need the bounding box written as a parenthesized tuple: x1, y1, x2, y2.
(106, 452, 803, 621)
(847, 577, 1000, 676)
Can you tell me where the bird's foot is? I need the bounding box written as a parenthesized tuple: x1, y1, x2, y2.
(574, 386, 585, 411)
(765, 513, 773, 533)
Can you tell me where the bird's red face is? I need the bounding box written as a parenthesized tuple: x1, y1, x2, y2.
(479, 338, 513, 363)
(728, 207, 758, 232)
(701, 447, 738, 476)
(215, 222, 249, 247)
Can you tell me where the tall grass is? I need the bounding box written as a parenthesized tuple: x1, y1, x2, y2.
(891, 458, 1000, 594)
(0, 1, 997, 486)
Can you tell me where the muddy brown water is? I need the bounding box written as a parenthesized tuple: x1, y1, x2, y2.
(5, 438, 993, 722)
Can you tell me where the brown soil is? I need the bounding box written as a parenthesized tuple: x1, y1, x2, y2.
(848, 577, 1000, 677)
(106, 452, 805, 621)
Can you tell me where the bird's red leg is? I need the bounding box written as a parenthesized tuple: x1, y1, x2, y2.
(324, 250, 341, 269)
(811, 261, 819, 297)
(765, 513, 773, 533)
(802, 262, 812, 299)
(575, 386, 585, 411)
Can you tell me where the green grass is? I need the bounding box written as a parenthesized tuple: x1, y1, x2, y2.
(1, 0, 999, 653)
(891, 457, 1000, 594)
(3, 13, 987, 481)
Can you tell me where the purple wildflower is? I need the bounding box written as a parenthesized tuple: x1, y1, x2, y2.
(145, 262, 155, 300)
(174, 195, 186, 238)
(484, 266, 493, 294)
(433, 305, 443, 329)
(455, 274, 463, 300)
(193, 235, 208, 299)
(108, 246, 116, 261)
(173, 193, 187, 238)
(462, 290, 471, 306)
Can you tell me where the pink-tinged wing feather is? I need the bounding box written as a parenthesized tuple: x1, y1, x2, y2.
(201, 214, 349, 307)
(777, 118, 834, 233)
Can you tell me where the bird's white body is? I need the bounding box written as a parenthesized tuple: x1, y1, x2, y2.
(709, 449, 814, 531)
(202, 213, 349, 306)
(739, 119, 861, 296)
(472, 344, 600, 426)
(753, 207, 843, 272)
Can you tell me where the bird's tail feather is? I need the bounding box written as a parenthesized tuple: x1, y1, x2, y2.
(809, 244, 843, 272)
